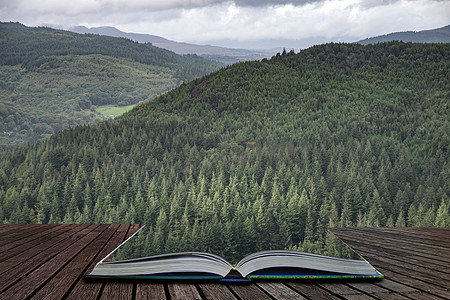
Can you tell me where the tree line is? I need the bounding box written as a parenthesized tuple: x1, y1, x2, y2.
(0, 42, 448, 262)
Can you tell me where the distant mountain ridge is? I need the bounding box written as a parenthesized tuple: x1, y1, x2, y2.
(71, 25, 171, 45)
(0, 22, 222, 149)
(358, 24, 450, 44)
(70, 26, 274, 64)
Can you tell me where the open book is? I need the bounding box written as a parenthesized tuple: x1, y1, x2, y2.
(86, 226, 383, 281)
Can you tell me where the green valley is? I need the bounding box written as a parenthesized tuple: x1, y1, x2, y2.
(0, 42, 448, 263)
(0, 22, 223, 149)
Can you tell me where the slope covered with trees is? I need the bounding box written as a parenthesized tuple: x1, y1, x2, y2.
(0, 22, 222, 149)
(0, 42, 449, 263)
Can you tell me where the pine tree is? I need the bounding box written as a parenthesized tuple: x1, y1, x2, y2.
(49, 193, 61, 220)
(340, 197, 353, 227)
(304, 206, 315, 241)
(407, 204, 418, 226)
(395, 211, 406, 227)
(435, 198, 450, 227)
(190, 219, 202, 252)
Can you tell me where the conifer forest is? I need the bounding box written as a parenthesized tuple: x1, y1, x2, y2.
(0, 39, 449, 263)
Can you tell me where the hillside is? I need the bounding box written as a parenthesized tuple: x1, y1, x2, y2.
(358, 24, 450, 44)
(0, 42, 449, 263)
(70, 26, 274, 64)
(0, 22, 223, 149)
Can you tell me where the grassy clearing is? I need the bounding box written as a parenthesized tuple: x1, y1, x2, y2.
(96, 104, 137, 117)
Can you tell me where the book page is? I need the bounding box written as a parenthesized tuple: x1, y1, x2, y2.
(92, 225, 381, 279)
(91, 225, 233, 278)
(234, 231, 381, 278)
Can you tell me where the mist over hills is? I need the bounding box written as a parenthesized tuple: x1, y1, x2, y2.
(70, 26, 274, 65)
(1, 41, 448, 259)
(358, 24, 450, 44)
(69, 24, 450, 58)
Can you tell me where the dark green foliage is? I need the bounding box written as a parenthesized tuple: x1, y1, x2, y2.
(0, 22, 222, 73)
(0, 22, 223, 149)
(0, 41, 449, 263)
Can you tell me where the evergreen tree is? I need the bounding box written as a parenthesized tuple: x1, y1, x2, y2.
(435, 198, 450, 227)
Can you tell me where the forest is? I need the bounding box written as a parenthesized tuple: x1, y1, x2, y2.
(0, 42, 449, 263)
(0, 22, 222, 149)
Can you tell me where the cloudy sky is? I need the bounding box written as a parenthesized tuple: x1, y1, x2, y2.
(1, 0, 449, 49)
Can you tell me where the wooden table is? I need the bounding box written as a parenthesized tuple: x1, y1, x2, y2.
(0, 224, 448, 299)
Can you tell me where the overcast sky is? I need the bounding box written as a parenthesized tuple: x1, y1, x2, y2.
(1, 0, 449, 49)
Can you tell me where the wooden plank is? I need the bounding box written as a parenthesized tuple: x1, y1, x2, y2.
(331, 230, 450, 267)
(0, 224, 66, 258)
(135, 283, 167, 300)
(0, 224, 44, 241)
(286, 282, 341, 300)
(257, 282, 307, 299)
(0, 224, 94, 293)
(346, 282, 410, 300)
(393, 254, 450, 273)
(0, 226, 447, 300)
(167, 283, 202, 300)
(228, 283, 272, 300)
(410, 227, 450, 236)
(373, 265, 450, 299)
(332, 227, 445, 246)
(99, 224, 141, 300)
(332, 235, 450, 274)
(351, 249, 450, 285)
(332, 228, 450, 261)
(332, 228, 450, 260)
(333, 294, 375, 300)
(372, 279, 416, 293)
(0, 227, 70, 261)
(197, 283, 237, 300)
(369, 227, 450, 245)
(348, 227, 450, 247)
(391, 291, 443, 300)
(66, 224, 132, 300)
(0, 224, 61, 244)
(0, 224, 33, 235)
(360, 249, 450, 286)
(0, 224, 105, 299)
(30, 224, 120, 300)
(0, 224, 86, 276)
(355, 228, 450, 255)
(99, 282, 133, 300)
(318, 282, 376, 299)
(372, 278, 442, 300)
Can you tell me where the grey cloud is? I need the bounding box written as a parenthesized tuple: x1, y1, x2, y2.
(208, 0, 404, 8)
(227, 0, 322, 6)
(1, 0, 448, 51)
(358, 0, 401, 9)
(0, 0, 408, 18)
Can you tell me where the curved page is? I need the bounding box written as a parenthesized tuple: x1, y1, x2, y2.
(235, 250, 380, 278)
(88, 226, 233, 278)
(90, 253, 232, 277)
(87, 225, 383, 280)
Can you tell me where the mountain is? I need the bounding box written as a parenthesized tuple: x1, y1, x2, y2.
(1, 42, 448, 261)
(0, 22, 222, 149)
(358, 24, 450, 44)
(70, 26, 275, 64)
